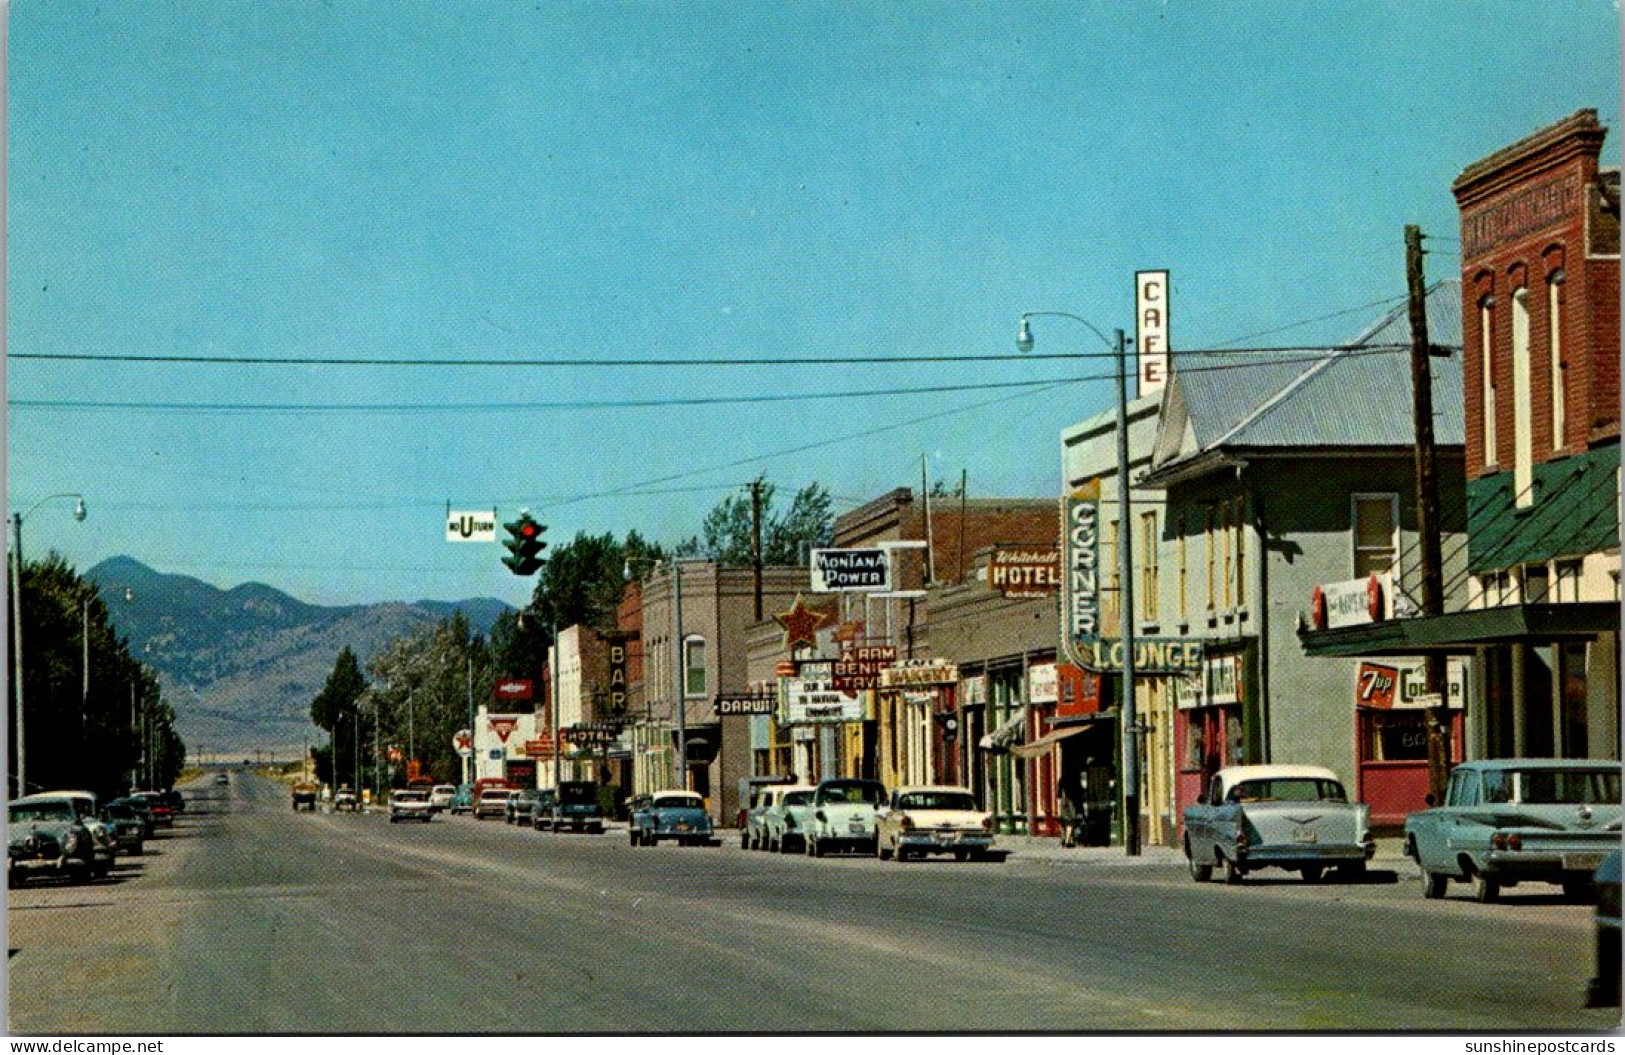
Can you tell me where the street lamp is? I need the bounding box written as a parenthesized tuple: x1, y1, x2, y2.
(10, 493, 87, 796)
(1017, 312, 1143, 857)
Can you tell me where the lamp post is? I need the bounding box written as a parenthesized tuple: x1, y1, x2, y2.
(1018, 313, 1143, 857)
(10, 493, 86, 796)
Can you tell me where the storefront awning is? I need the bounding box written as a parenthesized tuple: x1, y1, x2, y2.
(978, 706, 1029, 750)
(1010, 724, 1093, 759)
(1298, 602, 1619, 658)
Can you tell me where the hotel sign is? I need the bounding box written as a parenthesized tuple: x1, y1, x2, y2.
(990, 548, 1061, 598)
(1065, 487, 1102, 643)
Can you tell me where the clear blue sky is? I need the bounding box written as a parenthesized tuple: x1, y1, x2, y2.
(7, 0, 1620, 608)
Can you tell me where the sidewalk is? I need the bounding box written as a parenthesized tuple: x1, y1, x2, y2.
(997, 833, 1417, 874)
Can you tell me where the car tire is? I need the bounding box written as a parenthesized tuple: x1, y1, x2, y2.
(1186, 842, 1212, 883)
(877, 839, 891, 861)
(1419, 868, 1446, 899)
(1220, 854, 1244, 885)
(1472, 873, 1500, 904)
(953, 849, 970, 862)
(807, 835, 819, 857)
(1301, 866, 1324, 883)
(1561, 878, 1592, 902)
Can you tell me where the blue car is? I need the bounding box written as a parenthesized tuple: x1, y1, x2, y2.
(629, 791, 714, 847)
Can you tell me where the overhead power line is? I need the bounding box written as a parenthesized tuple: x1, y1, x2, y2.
(9, 345, 1425, 414)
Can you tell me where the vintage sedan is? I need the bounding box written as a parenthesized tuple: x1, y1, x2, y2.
(546, 782, 605, 834)
(428, 785, 457, 813)
(762, 786, 817, 853)
(805, 779, 887, 857)
(9, 796, 102, 884)
(1586, 849, 1621, 1008)
(876, 786, 995, 862)
(1405, 758, 1622, 903)
(333, 787, 361, 813)
(506, 788, 544, 825)
(630, 791, 714, 847)
(99, 801, 147, 855)
(1182, 765, 1374, 884)
(474, 788, 513, 820)
(388, 788, 434, 823)
(54, 791, 120, 874)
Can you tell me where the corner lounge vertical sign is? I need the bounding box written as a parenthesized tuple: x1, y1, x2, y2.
(1066, 482, 1102, 646)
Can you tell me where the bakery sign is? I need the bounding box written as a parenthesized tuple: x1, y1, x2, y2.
(879, 661, 958, 688)
(990, 549, 1061, 598)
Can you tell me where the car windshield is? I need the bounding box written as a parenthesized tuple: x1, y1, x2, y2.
(1511, 769, 1621, 805)
(433, 786, 455, 794)
(1227, 779, 1347, 803)
(783, 791, 814, 807)
(653, 795, 702, 809)
(11, 803, 75, 823)
(480, 790, 512, 800)
(816, 782, 885, 806)
(899, 791, 976, 811)
(103, 804, 136, 819)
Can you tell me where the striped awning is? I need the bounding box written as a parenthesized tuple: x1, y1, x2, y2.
(1010, 724, 1094, 759)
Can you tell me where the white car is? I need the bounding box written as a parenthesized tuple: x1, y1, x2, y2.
(475, 788, 513, 820)
(805, 779, 887, 857)
(389, 789, 433, 823)
(876, 786, 995, 862)
(428, 785, 456, 813)
(759, 786, 817, 853)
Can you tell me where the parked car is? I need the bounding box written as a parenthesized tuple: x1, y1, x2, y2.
(389, 788, 433, 823)
(758, 785, 817, 853)
(475, 788, 514, 820)
(162, 788, 185, 814)
(333, 787, 360, 813)
(449, 784, 474, 815)
(9, 796, 101, 884)
(1182, 765, 1374, 884)
(1585, 849, 1622, 1008)
(131, 790, 174, 827)
(529, 789, 558, 830)
(744, 785, 794, 850)
(875, 786, 995, 862)
(805, 779, 887, 857)
(1405, 758, 1622, 903)
(214, 772, 230, 786)
(99, 801, 147, 855)
(506, 788, 543, 825)
(547, 781, 605, 834)
(428, 785, 456, 813)
(54, 791, 119, 873)
(736, 774, 795, 840)
(106, 796, 156, 839)
(629, 791, 714, 846)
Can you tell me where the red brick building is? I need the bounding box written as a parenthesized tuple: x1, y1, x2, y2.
(1451, 108, 1620, 761)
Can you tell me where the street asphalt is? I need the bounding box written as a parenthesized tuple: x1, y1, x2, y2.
(7, 772, 1619, 1034)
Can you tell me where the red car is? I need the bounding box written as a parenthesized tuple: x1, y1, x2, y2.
(132, 791, 174, 828)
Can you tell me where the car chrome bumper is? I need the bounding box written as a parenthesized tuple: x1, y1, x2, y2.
(898, 832, 994, 849)
(1482, 849, 1617, 876)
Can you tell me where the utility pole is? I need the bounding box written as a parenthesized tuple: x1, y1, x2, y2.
(672, 564, 688, 790)
(921, 455, 936, 584)
(1113, 327, 1141, 857)
(10, 516, 25, 797)
(750, 478, 764, 622)
(1406, 224, 1451, 803)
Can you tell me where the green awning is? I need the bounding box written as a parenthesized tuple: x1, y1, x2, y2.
(1298, 602, 1620, 658)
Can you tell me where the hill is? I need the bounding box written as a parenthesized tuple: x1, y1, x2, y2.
(86, 557, 513, 758)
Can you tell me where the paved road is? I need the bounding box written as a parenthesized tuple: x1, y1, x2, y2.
(8, 773, 1618, 1033)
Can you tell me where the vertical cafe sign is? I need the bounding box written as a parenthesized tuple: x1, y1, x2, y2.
(1135, 269, 1170, 399)
(1065, 481, 1102, 645)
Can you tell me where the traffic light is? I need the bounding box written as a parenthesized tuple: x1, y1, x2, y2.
(501, 512, 547, 575)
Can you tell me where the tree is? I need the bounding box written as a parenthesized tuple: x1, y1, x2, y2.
(7, 553, 176, 798)
(309, 647, 367, 789)
(693, 479, 833, 567)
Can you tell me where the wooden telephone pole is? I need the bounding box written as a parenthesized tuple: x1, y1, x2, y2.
(1406, 224, 1451, 802)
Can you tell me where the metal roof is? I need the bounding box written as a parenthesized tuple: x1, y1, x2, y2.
(1156, 281, 1463, 466)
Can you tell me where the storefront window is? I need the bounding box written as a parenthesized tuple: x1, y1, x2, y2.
(1353, 494, 1397, 578)
(1362, 710, 1428, 761)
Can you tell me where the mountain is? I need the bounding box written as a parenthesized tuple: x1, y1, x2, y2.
(85, 557, 513, 759)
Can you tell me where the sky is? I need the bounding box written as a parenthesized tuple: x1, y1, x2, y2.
(6, 0, 1621, 609)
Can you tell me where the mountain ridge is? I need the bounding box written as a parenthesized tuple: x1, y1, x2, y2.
(86, 557, 514, 757)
